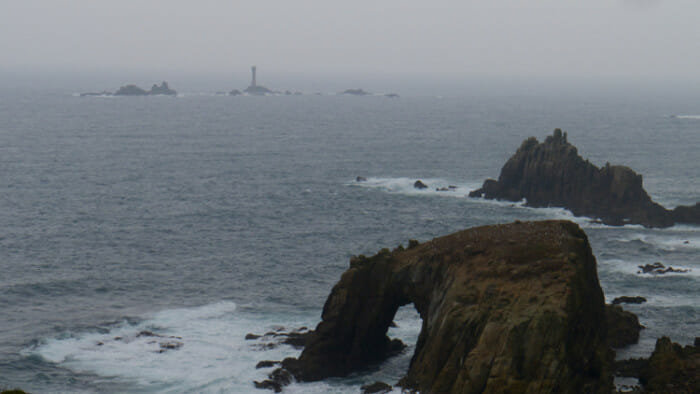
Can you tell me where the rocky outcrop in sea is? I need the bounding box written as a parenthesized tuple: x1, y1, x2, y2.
(261, 220, 616, 392)
(616, 337, 700, 393)
(468, 129, 700, 228)
(80, 81, 177, 97)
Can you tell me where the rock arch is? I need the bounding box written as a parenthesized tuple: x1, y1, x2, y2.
(279, 221, 613, 393)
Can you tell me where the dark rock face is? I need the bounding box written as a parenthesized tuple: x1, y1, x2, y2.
(254, 368, 292, 393)
(672, 202, 700, 223)
(612, 296, 647, 305)
(639, 337, 700, 393)
(605, 304, 643, 348)
(256, 360, 280, 369)
(247, 327, 311, 351)
(413, 180, 428, 189)
(274, 221, 613, 393)
(469, 129, 700, 228)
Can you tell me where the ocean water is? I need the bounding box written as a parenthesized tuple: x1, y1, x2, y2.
(0, 89, 698, 393)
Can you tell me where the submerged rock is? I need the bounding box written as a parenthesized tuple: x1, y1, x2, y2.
(361, 381, 393, 393)
(272, 220, 613, 393)
(469, 129, 700, 228)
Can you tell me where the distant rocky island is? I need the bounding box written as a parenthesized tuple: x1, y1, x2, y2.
(252, 220, 699, 392)
(340, 89, 399, 97)
(80, 81, 177, 97)
(469, 129, 700, 228)
(341, 88, 370, 96)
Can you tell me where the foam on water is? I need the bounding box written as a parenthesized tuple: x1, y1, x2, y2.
(350, 177, 482, 199)
(28, 302, 303, 392)
(350, 177, 657, 230)
(611, 231, 700, 252)
(599, 258, 696, 277)
(26, 301, 423, 393)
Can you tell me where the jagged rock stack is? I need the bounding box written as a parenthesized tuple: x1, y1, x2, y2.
(469, 129, 700, 228)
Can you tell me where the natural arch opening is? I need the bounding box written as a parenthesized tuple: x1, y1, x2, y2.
(378, 304, 423, 381)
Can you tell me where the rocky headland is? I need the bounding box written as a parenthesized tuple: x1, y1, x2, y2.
(262, 220, 617, 392)
(468, 129, 700, 228)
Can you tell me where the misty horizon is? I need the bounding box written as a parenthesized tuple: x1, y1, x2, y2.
(2, 1, 700, 95)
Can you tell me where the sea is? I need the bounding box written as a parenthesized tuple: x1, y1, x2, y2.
(0, 84, 698, 393)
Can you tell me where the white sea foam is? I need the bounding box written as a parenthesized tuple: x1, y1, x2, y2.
(612, 232, 700, 251)
(350, 176, 482, 198)
(350, 177, 661, 230)
(27, 301, 422, 393)
(599, 258, 698, 279)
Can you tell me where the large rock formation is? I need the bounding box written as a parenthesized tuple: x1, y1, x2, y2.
(639, 337, 700, 393)
(616, 337, 700, 393)
(469, 129, 700, 228)
(271, 221, 613, 393)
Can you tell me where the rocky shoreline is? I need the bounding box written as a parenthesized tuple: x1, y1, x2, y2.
(469, 129, 700, 228)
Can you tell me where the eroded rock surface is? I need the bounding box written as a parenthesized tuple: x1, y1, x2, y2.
(273, 220, 613, 393)
(605, 304, 643, 348)
(639, 337, 700, 393)
(469, 129, 700, 228)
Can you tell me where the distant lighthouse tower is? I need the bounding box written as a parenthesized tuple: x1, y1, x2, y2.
(244, 65, 271, 95)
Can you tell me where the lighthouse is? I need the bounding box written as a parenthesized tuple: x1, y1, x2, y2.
(244, 65, 272, 95)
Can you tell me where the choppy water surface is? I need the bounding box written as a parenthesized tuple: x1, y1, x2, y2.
(0, 91, 698, 392)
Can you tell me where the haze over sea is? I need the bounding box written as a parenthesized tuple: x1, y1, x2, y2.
(1, 80, 698, 393)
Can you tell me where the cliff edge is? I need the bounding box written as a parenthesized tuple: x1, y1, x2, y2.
(468, 129, 700, 228)
(270, 220, 613, 393)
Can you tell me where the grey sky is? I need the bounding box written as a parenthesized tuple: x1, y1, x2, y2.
(1, 0, 698, 83)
